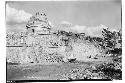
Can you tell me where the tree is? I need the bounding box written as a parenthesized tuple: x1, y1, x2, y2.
(102, 28, 116, 50)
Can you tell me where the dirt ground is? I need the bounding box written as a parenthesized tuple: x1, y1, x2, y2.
(7, 63, 89, 80)
(7, 56, 113, 80)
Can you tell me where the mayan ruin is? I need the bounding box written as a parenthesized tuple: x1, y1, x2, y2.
(6, 1, 122, 81)
(6, 12, 110, 64)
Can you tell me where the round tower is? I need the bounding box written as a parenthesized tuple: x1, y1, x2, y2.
(26, 12, 51, 35)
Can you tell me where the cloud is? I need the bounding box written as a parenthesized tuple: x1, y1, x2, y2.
(70, 25, 104, 37)
(58, 21, 110, 37)
(56, 21, 72, 31)
(6, 4, 32, 23)
(85, 24, 108, 37)
(71, 25, 87, 33)
(6, 24, 26, 32)
(60, 21, 72, 25)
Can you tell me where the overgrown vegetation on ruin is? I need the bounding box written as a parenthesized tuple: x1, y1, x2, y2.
(6, 12, 122, 80)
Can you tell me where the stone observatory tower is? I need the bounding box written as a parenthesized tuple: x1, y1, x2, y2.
(26, 12, 51, 35)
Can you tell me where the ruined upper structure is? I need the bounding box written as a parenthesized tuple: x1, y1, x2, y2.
(26, 12, 51, 35)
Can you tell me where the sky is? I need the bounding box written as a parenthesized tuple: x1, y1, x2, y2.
(6, 0, 121, 37)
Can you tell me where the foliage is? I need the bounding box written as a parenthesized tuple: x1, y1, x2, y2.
(102, 28, 122, 51)
(95, 62, 122, 80)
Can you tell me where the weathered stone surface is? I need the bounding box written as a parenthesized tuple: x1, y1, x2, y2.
(6, 12, 103, 64)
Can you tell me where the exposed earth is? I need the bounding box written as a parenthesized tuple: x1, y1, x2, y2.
(7, 56, 113, 80)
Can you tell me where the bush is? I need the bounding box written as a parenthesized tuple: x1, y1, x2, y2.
(95, 63, 122, 80)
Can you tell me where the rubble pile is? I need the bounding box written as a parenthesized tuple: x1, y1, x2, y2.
(6, 12, 104, 64)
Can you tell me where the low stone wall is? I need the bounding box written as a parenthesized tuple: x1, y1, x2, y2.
(6, 46, 65, 64)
